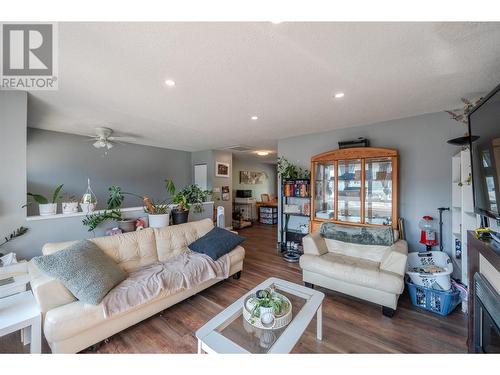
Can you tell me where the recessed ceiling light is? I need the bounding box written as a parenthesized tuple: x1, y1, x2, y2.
(251, 116, 259, 120)
(165, 79, 176, 87)
(257, 151, 269, 156)
(271, 21, 283, 24)
(334, 92, 345, 99)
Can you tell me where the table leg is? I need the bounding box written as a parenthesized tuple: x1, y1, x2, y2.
(21, 326, 31, 345)
(30, 316, 42, 354)
(316, 304, 322, 341)
(197, 339, 202, 354)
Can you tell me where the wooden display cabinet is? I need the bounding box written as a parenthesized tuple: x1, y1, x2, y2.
(310, 147, 398, 233)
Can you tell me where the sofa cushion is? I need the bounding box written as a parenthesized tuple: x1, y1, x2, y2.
(299, 252, 403, 294)
(320, 222, 394, 246)
(324, 238, 390, 263)
(42, 229, 159, 273)
(154, 218, 214, 262)
(32, 240, 127, 305)
(188, 227, 245, 260)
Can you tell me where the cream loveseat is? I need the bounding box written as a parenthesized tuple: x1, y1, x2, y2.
(28, 218, 245, 353)
(299, 226, 408, 317)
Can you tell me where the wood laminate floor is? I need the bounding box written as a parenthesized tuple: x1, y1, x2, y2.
(1, 223, 467, 354)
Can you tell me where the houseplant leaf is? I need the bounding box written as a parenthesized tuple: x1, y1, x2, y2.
(52, 184, 64, 203)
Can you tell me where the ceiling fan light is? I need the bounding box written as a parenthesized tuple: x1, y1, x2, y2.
(93, 140, 102, 148)
(106, 142, 113, 149)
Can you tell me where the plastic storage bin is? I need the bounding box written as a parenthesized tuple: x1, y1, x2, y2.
(406, 251, 453, 291)
(406, 280, 461, 316)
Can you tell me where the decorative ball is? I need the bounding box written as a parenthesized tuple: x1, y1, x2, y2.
(260, 312, 274, 326)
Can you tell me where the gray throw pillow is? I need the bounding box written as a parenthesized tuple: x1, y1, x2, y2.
(320, 222, 394, 246)
(32, 240, 127, 305)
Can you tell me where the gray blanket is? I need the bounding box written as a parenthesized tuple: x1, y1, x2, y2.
(102, 250, 230, 317)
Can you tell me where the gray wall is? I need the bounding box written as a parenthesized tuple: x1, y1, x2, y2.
(0, 91, 28, 257)
(232, 157, 277, 200)
(278, 111, 466, 254)
(27, 128, 191, 214)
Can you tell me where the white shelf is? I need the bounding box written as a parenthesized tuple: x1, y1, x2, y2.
(451, 149, 477, 289)
(26, 202, 215, 222)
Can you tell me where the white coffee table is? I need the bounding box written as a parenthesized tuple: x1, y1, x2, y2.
(0, 291, 41, 353)
(195, 277, 324, 354)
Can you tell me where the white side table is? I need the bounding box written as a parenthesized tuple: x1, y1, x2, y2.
(0, 291, 41, 353)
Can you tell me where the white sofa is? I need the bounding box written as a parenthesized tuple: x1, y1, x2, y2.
(299, 230, 408, 316)
(28, 218, 245, 353)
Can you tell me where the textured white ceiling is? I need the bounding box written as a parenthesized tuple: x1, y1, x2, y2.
(28, 22, 500, 152)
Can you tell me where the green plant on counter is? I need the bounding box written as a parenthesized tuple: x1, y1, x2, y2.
(22, 184, 64, 207)
(277, 157, 310, 180)
(165, 180, 211, 213)
(82, 209, 122, 232)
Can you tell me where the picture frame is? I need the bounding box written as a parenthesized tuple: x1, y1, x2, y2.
(215, 161, 230, 177)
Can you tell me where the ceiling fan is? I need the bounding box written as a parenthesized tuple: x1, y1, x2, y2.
(86, 127, 136, 151)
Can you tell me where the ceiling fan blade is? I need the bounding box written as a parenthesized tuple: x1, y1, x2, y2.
(108, 136, 136, 142)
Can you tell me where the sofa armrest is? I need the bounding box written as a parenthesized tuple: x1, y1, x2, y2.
(302, 232, 328, 256)
(380, 240, 408, 277)
(28, 260, 76, 314)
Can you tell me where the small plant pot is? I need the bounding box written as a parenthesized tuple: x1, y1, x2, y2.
(148, 213, 169, 228)
(259, 306, 274, 317)
(39, 203, 57, 216)
(171, 209, 189, 225)
(62, 202, 79, 214)
(118, 219, 136, 233)
(80, 202, 96, 214)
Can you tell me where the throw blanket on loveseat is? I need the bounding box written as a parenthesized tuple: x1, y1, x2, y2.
(102, 251, 230, 317)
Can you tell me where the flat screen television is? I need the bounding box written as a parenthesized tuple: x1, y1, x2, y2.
(468, 83, 500, 221)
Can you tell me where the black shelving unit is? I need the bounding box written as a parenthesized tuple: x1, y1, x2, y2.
(280, 179, 311, 262)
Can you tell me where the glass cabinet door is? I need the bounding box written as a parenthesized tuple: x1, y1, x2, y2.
(313, 162, 335, 220)
(365, 157, 393, 225)
(337, 159, 362, 223)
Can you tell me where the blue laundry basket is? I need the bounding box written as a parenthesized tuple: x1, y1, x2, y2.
(406, 280, 461, 316)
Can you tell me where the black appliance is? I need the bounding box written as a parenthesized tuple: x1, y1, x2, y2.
(468, 83, 500, 221)
(236, 190, 252, 198)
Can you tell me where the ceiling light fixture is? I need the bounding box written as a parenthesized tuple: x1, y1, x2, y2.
(165, 79, 176, 87)
(334, 92, 345, 99)
(251, 116, 259, 120)
(257, 151, 269, 156)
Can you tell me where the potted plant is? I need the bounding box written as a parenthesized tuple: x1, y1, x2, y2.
(165, 180, 211, 225)
(277, 157, 310, 180)
(0, 227, 28, 257)
(23, 184, 64, 216)
(61, 194, 79, 214)
(144, 197, 170, 228)
(82, 186, 167, 231)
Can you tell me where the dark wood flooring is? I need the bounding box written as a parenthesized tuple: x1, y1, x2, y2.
(1, 223, 467, 353)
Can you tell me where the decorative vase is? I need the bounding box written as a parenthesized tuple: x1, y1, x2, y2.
(39, 203, 57, 216)
(80, 202, 96, 214)
(171, 210, 189, 225)
(118, 219, 136, 232)
(62, 202, 79, 214)
(148, 213, 169, 228)
(80, 178, 97, 213)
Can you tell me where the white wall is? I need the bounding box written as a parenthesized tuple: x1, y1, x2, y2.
(0, 91, 28, 257)
(232, 157, 277, 200)
(278, 111, 466, 253)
